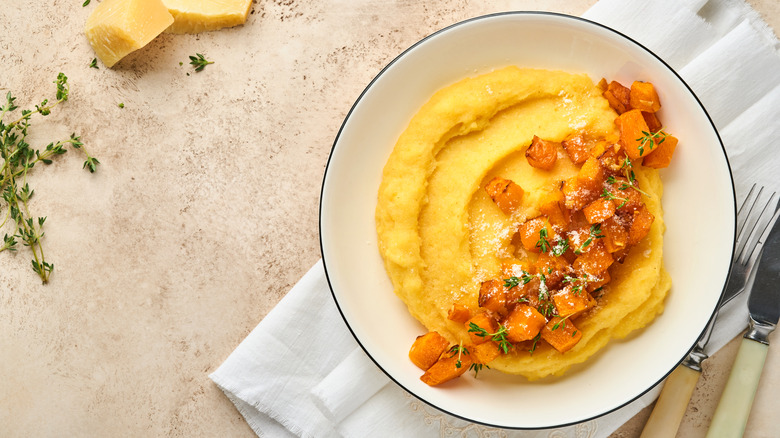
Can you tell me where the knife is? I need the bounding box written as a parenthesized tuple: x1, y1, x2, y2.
(706, 208, 780, 438)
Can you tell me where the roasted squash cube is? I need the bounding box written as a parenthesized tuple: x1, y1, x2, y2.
(604, 178, 644, 213)
(628, 205, 654, 245)
(447, 303, 471, 324)
(534, 252, 571, 289)
(525, 136, 559, 170)
(466, 312, 499, 345)
(578, 157, 606, 193)
(409, 331, 450, 370)
(503, 304, 546, 343)
(603, 80, 631, 114)
(642, 111, 663, 133)
(539, 186, 571, 228)
(485, 177, 524, 215)
(541, 317, 582, 353)
(420, 347, 473, 386)
(478, 279, 508, 316)
(600, 216, 629, 253)
(629, 81, 661, 113)
(552, 286, 596, 318)
(642, 134, 678, 169)
(517, 217, 548, 253)
(573, 241, 613, 277)
(468, 341, 502, 364)
(616, 109, 653, 160)
(583, 198, 616, 224)
(587, 270, 611, 293)
(562, 133, 593, 165)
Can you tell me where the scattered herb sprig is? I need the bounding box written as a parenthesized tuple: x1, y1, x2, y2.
(468, 322, 512, 354)
(188, 53, 214, 72)
(636, 129, 667, 157)
(0, 73, 99, 283)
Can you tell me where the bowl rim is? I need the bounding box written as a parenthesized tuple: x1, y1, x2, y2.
(319, 10, 736, 429)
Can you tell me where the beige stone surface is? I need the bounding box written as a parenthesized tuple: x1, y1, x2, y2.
(0, 1, 776, 437)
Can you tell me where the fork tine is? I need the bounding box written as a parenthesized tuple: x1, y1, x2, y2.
(736, 183, 759, 234)
(737, 189, 778, 265)
(733, 184, 763, 262)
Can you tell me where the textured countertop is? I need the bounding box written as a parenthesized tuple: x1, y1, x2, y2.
(1, 1, 778, 437)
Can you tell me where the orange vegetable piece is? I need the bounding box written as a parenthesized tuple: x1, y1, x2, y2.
(600, 216, 629, 253)
(616, 109, 652, 160)
(552, 286, 596, 318)
(539, 186, 571, 228)
(534, 251, 570, 289)
(583, 198, 616, 224)
(525, 135, 559, 170)
(573, 241, 614, 277)
(478, 279, 508, 316)
(562, 133, 593, 165)
(642, 111, 663, 133)
(517, 217, 547, 253)
(420, 347, 473, 386)
(578, 157, 606, 193)
(604, 178, 644, 213)
(468, 341, 501, 364)
(541, 317, 582, 353)
(642, 134, 678, 169)
(603, 80, 631, 114)
(596, 78, 608, 92)
(629, 81, 661, 113)
(563, 157, 605, 211)
(409, 331, 450, 371)
(466, 312, 499, 345)
(628, 205, 655, 245)
(587, 270, 611, 292)
(447, 303, 471, 324)
(503, 304, 546, 343)
(485, 177, 524, 215)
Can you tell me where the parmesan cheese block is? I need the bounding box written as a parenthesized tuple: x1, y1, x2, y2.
(85, 0, 174, 68)
(161, 0, 252, 34)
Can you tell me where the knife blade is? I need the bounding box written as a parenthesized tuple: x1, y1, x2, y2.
(706, 208, 780, 438)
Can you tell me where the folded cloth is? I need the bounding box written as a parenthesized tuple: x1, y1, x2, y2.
(210, 0, 780, 436)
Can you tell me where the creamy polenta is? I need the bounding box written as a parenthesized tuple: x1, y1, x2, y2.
(376, 67, 671, 381)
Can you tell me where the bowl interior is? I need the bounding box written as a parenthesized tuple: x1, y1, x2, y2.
(320, 12, 735, 429)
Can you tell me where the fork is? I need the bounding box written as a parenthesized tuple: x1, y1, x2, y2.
(640, 184, 779, 438)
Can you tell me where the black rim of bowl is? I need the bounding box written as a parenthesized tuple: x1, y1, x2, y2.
(318, 10, 736, 430)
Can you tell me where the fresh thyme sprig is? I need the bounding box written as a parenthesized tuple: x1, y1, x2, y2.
(468, 362, 488, 377)
(188, 53, 214, 72)
(563, 273, 590, 295)
(1, 73, 99, 283)
(636, 129, 667, 157)
(468, 322, 512, 354)
(536, 227, 568, 257)
(449, 344, 469, 369)
(601, 187, 629, 209)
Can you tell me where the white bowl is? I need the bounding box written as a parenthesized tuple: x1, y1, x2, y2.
(320, 12, 735, 429)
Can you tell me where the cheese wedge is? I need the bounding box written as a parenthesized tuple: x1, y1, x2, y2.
(162, 0, 252, 34)
(85, 0, 174, 68)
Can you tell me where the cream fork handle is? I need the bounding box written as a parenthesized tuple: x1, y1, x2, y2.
(705, 338, 768, 438)
(639, 365, 700, 438)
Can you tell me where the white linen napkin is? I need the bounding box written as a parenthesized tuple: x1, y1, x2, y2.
(210, 0, 780, 436)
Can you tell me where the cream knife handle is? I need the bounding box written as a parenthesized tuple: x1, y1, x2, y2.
(639, 365, 700, 438)
(705, 338, 769, 438)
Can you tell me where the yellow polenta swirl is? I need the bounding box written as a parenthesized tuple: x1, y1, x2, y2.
(376, 66, 670, 380)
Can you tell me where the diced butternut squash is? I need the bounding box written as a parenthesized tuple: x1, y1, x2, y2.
(534, 252, 570, 289)
(583, 198, 616, 224)
(468, 341, 501, 364)
(539, 186, 571, 228)
(604, 178, 644, 213)
(642, 134, 678, 169)
(600, 216, 629, 253)
(616, 109, 654, 160)
(420, 348, 473, 386)
(563, 157, 605, 211)
(578, 157, 606, 193)
(629, 81, 661, 113)
(642, 111, 663, 133)
(409, 331, 450, 370)
(503, 304, 546, 343)
(573, 241, 613, 277)
(552, 286, 596, 318)
(466, 312, 499, 345)
(517, 217, 547, 253)
(525, 136, 559, 170)
(541, 317, 582, 353)
(485, 177, 524, 215)
(562, 133, 593, 165)
(628, 205, 654, 245)
(587, 270, 611, 293)
(603, 80, 631, 114)
(478, 279, 508, 316)
(597, 77, 609, 92)
(447, 303, 471, 324)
